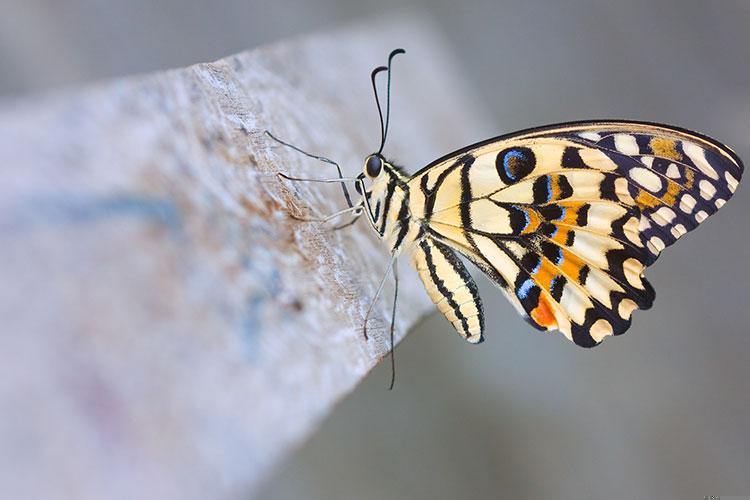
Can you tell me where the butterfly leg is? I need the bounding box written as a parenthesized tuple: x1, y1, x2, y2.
(411, 238, 484, 343)
(276, 171, 366, 223)
(266, 130, 354, 208)
(285, 204, 363, 223)
(331, 213, 363, 231)
(362, 252, 398, 341)
(387, 260, 398, 390)
(277, 172, 361, 184)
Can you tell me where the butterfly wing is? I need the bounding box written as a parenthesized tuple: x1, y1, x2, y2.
(411, 238, 484, 343)
(408, 121, 743, 347)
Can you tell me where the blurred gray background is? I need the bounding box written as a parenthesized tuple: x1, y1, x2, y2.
(3, 1, 748, 499)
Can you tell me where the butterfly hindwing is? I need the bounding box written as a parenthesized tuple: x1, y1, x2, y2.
(411, 237, 484, 343)
(410, 121, 742, 346)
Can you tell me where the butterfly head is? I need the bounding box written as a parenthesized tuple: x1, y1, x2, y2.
(359, 153, 403, 188)
(355, 153, 406, 222)
(355, 153, 392, 195)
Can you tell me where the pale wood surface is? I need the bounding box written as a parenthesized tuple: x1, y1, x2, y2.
(0, 20, 489, 500)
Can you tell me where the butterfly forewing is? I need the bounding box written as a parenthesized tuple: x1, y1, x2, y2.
(408, 121, 743, 347)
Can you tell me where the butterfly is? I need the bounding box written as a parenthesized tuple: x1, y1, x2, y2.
(268, 49, 743, 384)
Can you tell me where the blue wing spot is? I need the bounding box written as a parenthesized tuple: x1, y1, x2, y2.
(531, 257, 542, 274)
(517, 278, 536, 299)
(555, 247, 564, 265)
(532, 175, 553, 203)
(546, 176, 553, 202)
(508, 205, 531, 234)
(540, 222, 558, 238)
(541, 241, 564, 265)
(496, 147, 536, 184)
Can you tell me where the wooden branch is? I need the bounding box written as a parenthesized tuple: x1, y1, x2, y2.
(0, 20, 489, 500)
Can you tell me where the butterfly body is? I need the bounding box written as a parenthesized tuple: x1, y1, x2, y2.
(357, 120, 743, 348)
(361, 156, 487, 343)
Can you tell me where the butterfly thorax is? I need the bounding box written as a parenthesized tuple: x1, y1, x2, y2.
(364, 162, 422, 256)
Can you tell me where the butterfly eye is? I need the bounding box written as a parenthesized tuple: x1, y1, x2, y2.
(365, 155, 383, 177)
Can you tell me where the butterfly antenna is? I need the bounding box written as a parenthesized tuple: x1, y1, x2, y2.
(379, 48, 405, 155)
(370, 65, 388, 150)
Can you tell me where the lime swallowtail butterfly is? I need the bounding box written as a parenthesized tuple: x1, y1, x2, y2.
(268, 49, 743, 386)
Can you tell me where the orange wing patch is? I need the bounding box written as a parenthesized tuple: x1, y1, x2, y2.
(531, 293, 557, 329)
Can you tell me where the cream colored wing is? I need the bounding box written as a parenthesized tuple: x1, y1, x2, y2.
(407, 121, 743, 347)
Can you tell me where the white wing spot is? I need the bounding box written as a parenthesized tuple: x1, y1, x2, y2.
(695, 210, 708, 222)
(683, 142, 719, 179)
(654, 206, 676, 225)
(715, 198, 726, 209)
(618, 298, 638, 319)
(579, 131, 602, 142)
(679, 194, 696, 213)
(580, 148, 618, 171)
(726, 172, 739, 193)
(615, 177, 634, 203)
(623, 258, 644, 289)
(614, 134, 640, 155)
(629, 167, 663, 192)
(699, 179, 716, 200)
(590, 318, 614, 342)
(640, 156, 655, 167)
(670, 224, 687, 239)
(623, 216, 642, 246)
(666, 163, 680, 179)
(647, 236, 666, 254)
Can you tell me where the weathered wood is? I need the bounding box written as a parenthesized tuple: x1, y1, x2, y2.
(0, 20, 490, 500)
